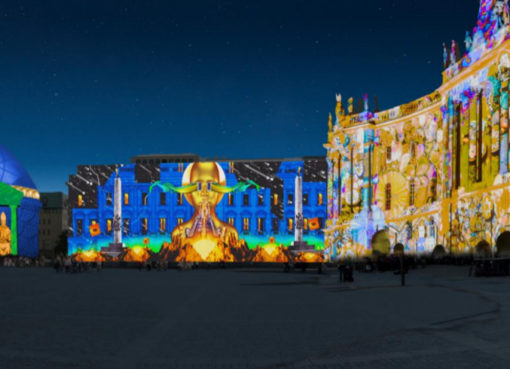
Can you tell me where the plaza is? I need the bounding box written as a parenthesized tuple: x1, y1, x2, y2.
(0, 265, 508, 368)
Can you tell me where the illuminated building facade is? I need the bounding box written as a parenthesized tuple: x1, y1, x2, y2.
(0, 145, 41, 257)
(67, 157, 327, 262)
(324, 0, 510, 259)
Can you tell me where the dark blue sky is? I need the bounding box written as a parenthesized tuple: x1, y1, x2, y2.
(1, 0, 479, 192)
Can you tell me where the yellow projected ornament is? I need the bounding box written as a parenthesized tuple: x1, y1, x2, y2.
(171, 162, 239, 260)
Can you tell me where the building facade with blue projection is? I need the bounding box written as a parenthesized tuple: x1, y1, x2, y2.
(67, 157, 327, 261)
(0, 145, 41, 257)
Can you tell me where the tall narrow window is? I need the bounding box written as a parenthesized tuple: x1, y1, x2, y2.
(317, 193, 323, 206)
(142, 193, 148, 206)
(476, 91, 483, 182)
(106, 219, 112, 234)
(243, 194, 250, 206)
(177, 193, 183, 206)
(77, 194, 83, 207)
(455, 103, 461, 188)
(124, 193, 129, 206)
(159, 218, 166, 233)
(386, 146, 392, 161)
(273, 194, 278, 206)
(228, 193, 234, 206)
(272, 218, 279, 233)
(257, 218, 264, 233)
(303, 193, 309, 206)
(258, 194, 264, 206)
(385, 183, 392, 211)
(287, 218, 293, 232)
(141, 218, 148, 235)
(106, 192, 112, 206)
(228, 217, 235, 226)
(431, 178, 438, 202)
(160, 192, 166, 206)
(337, 158, 342, 213)
(304, 218, 309, 231)
(177, 218, 183, 225)
(287, 194, 294, 205)
(409, 178, 415, 207)
(243, 217, 250, 233)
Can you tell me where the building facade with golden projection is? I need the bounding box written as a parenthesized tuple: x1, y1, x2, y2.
(324, 0, 510, 260)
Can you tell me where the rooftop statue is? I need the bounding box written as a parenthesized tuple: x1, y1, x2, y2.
(465, 31, 473, 53)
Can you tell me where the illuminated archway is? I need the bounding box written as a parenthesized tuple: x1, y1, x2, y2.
(371, 230, 390, 256)
(496, 232, 510, 257)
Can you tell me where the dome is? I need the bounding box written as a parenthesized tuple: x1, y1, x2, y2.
(0, 145, 37, 189)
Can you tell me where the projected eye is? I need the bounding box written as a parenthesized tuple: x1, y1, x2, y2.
(197, 183, 202, 191)
(207, 182, 211, 191)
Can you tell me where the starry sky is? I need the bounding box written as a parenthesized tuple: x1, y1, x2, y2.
(1, 0, 480, 192)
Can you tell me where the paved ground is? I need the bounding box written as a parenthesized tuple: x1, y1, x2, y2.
(0, 265, 508, 369)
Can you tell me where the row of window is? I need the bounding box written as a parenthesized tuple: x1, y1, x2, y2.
(384, 178, 438, 211)
(78, 191, 325, 208)
(74, 217, 324, 236)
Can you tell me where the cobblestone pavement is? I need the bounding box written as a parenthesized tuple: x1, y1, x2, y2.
(0, 265, 508, 368)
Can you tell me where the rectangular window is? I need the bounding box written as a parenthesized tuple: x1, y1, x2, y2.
(106, 219, 112, 234)
(258, 194, 264, 206)
(287, 194, 294, 205)
(409, 179, 415, 207)
(160, 218, 166, 232)
(124, 193, 129, 206)
(304, 218, 309, 232)
(228, 194, 234, 206)
(177, 193, 183, 206)
(243, 217, 250, 233)
(257, 217, 264, 233)
(272, 218, 279, 233)
(431, 178, 437, 202)
(123, 218, 130, 235)
(228, 217, 235, 226)
(273, 194, 278, 206)
(106, 193, 112, 206)
(317, 193, 323, 206)
(386, 146, 392, 161)
(142, 193, 148, 206)
(141, 218, 148, 235)
(76, 219, 83, 236)
(385, 183, 391, 211)
(303, 193, 309, 206)
(243, 194, 250, 206)
(160, 193, 166, 206)
(177, 218, 183, 225)
(287, 218, 293, 233)
(455, 103, 461, 189)
(77, 194, 83, 207)
(476, 92, 483, 183)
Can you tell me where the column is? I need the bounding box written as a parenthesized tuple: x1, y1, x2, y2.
(9, 205, 18, 255)
(294, 169, 303, 243)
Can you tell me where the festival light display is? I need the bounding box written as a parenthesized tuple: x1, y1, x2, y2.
(68, 159, 327, 263)
(324, 0, 510, 259)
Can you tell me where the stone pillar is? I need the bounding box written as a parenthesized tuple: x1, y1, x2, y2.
(9, 205, 17, 255)
(113, 174, 122, 245)
(294, 170, 303, 243)
(102, 170, 124, 256)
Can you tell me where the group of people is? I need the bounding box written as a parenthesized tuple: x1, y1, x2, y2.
(1, 256, 42, 268)
(53, 254, 102, 273)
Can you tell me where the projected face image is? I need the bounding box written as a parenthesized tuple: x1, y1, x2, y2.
(171, 162, 239, 250)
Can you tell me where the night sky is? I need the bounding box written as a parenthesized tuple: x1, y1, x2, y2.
(1, 0, 480, 192)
